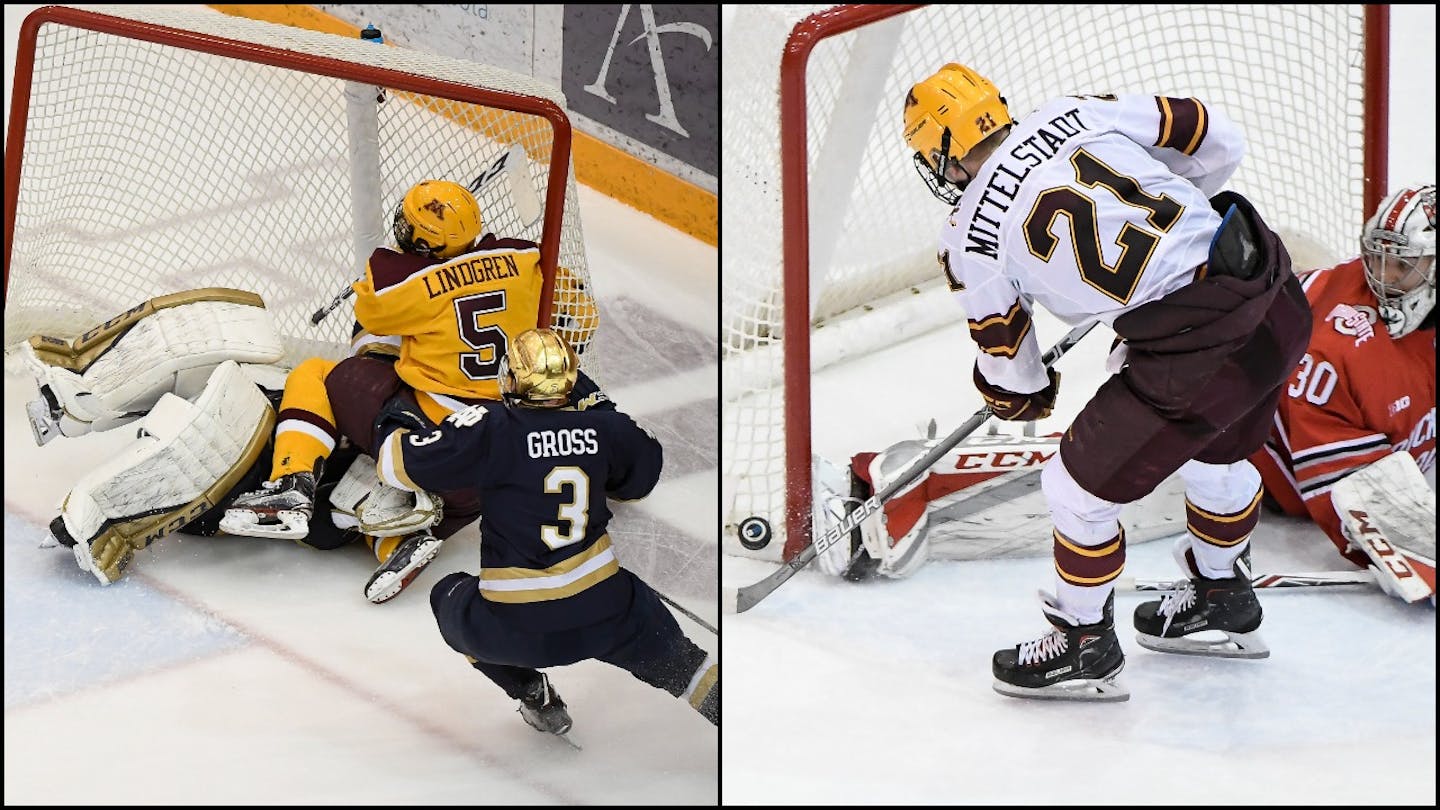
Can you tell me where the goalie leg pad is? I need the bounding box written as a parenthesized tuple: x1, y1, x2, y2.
(812, 455, 861, 577)
(62, 361, 275, 584)
(22, 290, 284, 442)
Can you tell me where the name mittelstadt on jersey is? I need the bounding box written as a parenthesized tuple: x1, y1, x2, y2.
(527, 428, 600, 459)
(965, 106, 1089, 258)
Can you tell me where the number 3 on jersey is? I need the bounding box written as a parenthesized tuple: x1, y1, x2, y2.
(1024, 148, 1184, 304)
(542, 466, 590, 549)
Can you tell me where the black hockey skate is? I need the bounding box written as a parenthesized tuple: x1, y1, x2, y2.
(993, 590, 1128, 702)
(518, 673, 573, 736)
(219, 471, 317, 539)
(1133, 539, 1269, 659)
(363, 530, 444, 604)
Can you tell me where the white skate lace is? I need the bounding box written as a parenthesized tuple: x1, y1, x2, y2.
(1016, 628, 1068, 665)
(1158, 581, 1197, 636)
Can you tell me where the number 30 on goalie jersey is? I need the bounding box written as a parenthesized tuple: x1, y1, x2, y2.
(377, 401, 663, 610)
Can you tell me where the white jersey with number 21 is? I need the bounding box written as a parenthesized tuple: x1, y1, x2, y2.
(938, 93, 1246, 394)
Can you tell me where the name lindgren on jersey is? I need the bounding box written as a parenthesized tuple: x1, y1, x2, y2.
(941, 94, 1245, 394)
(376, 400, 663, 630)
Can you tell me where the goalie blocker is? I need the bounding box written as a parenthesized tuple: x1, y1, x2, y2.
(22, 291, 443, 585)
(1330, 451, 1437, 605)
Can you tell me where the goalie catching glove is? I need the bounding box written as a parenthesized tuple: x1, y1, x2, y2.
(973, 364, 1060, 422)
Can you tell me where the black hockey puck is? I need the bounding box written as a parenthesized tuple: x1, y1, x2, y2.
(737, 516, 772, 550)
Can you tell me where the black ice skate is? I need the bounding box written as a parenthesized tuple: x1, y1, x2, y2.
(219, 471, 317, 539)
(518, 673, 573, 736)
(992, 590, 1128, 702)
(1133, 539, 1269, 659)
(364, 530, 444, 604)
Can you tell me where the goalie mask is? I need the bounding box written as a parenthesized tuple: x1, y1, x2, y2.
(499, 328, 579, 408)
(1361, 183, 1436, 338)
(392, 180, 483, 260)
(903, 63, 1013, 206)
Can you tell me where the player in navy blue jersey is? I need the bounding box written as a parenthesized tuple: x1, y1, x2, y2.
(374, 327, 718, 736)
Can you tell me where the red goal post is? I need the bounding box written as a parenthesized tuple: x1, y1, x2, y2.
(721, 4, 1390, 562)
(4, 5, 595, 367)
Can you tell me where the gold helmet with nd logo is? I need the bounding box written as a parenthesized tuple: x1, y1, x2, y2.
(392, 180, 483, 259)
(903, 63, 1013, 205)
(499, 327, 580, 407)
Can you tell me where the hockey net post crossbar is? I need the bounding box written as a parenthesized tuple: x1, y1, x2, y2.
(4, 5, 594, 368)
(723, 4, 1390, 562)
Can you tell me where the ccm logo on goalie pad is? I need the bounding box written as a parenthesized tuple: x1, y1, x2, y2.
(951, 446, 1056, 472)
(1346, 509, 1418, 582)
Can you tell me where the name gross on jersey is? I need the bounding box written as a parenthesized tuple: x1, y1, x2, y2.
(528, 428, 600, 458)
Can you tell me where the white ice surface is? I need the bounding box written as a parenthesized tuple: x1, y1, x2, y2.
(721, 6, 1436, 803)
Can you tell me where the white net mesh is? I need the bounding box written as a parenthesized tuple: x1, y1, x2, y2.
(6, 5, 595, 369)
(722, 4, 1374, 556)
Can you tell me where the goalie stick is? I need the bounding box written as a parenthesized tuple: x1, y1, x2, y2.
(729, 320, 1099, 614)
(310, 143, 544, 325)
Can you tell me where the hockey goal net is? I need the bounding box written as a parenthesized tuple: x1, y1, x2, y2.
(3, 5, 596, 369)
(722, 4, 1389, 561)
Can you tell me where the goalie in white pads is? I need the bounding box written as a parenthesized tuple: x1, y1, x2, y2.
(1247, 183, 1436, 605)
(19, 290, 443, 591)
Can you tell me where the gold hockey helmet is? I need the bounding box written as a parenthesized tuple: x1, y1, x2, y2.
(392, 180, 483, 259)
(903, 63, 1013, 204)
(499, 327, 580, 407)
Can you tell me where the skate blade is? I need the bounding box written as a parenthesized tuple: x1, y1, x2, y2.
(1135, 630, 1270, 659)
(992, 669, 1130, 703)
(218, 509, 310, 539)
(365, 539, 443, 604)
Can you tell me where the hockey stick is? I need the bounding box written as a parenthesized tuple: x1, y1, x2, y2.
(310, 143, 543, 325)
(1121, 570, 1378, 592)
(731, 320, 1099, 614)
(657, 591, 717, 635)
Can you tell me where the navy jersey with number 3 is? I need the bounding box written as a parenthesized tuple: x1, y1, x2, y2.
(378, 402, 663, 631)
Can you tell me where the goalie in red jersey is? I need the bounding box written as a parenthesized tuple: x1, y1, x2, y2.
(1248, 182, 1436, 604)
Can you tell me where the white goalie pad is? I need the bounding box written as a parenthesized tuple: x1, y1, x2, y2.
(328, 454, 443, 538)
(60, 360, 275, 584)
(21, 291, 285, 444)
(1332, 452, 1437, 604)
(852, 430, 1186, 564)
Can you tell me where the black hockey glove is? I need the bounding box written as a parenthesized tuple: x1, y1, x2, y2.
(973, 364, 1061, 422)
(372, 395, 432, 441)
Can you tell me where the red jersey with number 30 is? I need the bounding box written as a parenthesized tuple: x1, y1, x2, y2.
(1249, 258, 1436, 561)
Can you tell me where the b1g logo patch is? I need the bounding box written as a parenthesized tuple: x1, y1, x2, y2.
(1325, 303, 1377, 346)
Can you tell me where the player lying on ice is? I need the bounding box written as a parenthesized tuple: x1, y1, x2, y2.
(1247, 182, 1436, 605)
(215, 179, 597, 604)
(19, 280, 602, 603)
